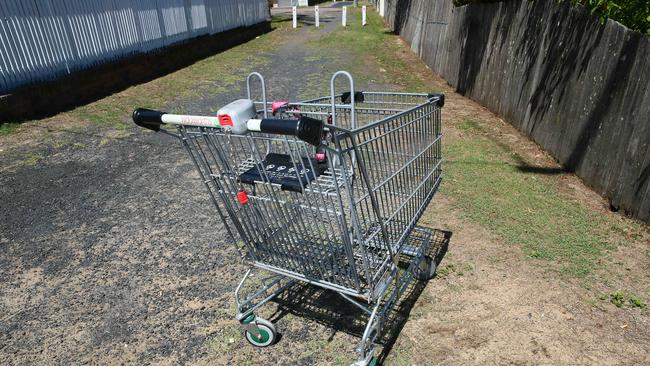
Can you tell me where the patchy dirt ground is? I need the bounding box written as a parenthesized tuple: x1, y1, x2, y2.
(1, 3, 649, 366)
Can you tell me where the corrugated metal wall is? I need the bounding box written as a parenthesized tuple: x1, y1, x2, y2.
(0, 0, 269, 94)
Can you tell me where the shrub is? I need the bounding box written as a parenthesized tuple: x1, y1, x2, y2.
(452, 0, 650, 35)
(569, 0, 650, 34)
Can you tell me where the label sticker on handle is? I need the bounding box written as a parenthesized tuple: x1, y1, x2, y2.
(161, 114, 220, 127)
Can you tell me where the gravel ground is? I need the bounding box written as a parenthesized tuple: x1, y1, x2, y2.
(2, 4, 649, 366)
(0, 6, 386, 365)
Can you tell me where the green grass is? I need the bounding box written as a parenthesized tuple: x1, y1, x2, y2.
(306, 7, 430, 92)
(10, 152, 43, 167)
(305, 9, 643, 284)
(444, 119, 618, 278)
(435, 262, 473, 279)
(270, 14, 294, 28)
(63, 22, 295, 132)
(0, 123, 20, 136)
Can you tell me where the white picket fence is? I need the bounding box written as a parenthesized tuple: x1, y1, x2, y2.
(0, 0, 269, 94)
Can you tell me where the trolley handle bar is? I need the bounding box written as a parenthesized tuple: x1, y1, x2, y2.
(427, 93, 445, 108)
(132, 108, 323, 146)
(132, 108, 166, 131)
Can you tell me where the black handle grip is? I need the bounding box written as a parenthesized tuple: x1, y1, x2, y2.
(132, 108, 167, 131)
(427, 93, 445, 108)
(341, 91, 364, 104)
(259, 116, 324, 146)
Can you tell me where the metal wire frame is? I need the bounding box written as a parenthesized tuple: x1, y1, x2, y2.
(254, 91, 432, 131)
(175, 91, 442, 303)
(133, 69, 444, 366)
(269, 228, 451, 361)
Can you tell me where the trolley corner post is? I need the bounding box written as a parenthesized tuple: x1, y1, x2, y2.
(315, 6, 319, 27)
(342, 6, 347, 27)
(292, 6, 297, 28)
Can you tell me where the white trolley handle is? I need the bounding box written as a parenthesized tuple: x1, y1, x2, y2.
(330, 70, 356, 130)
(132, 108, 323, 146)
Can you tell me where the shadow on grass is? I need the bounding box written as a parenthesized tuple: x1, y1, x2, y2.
(268, 229, 452, 363)
(516, 164, 566, 175)
(273, 13, 336, 27)
(329, 1, 354, 8)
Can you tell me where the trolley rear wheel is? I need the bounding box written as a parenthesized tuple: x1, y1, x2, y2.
(415, 255, 437, 281)
(244, 318, 277, 347)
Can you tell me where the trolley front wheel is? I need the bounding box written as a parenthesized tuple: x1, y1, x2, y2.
(415, 255, 437, 281)
(244, 318, 277, 347)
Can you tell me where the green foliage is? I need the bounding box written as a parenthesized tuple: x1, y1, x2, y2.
(453, 0, 650, 34)
(608, 290, 647, 309)
(568, 0, 650, 34)
(0, 123, 20, 136)
(610, 290, 625, 307)
(445, 118, 617, 279)
(629, 294, 647, 309)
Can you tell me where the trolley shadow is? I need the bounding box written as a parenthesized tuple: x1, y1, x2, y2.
(268, 229, 452, 362)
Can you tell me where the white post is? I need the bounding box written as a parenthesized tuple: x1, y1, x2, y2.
(379, 0, 385, 17)
(292, 6, 297, 28)
(362, 6, 367, 26)
(342, 6, 347, 27)
(315, 6, 319, 27)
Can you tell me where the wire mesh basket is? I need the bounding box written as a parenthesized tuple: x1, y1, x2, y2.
(132, 71, 444, 365)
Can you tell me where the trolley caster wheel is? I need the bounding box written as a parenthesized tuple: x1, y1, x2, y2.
(243, 317, 277, 347)
(415, 255, 437, 281)
(353, 356, 378, 366)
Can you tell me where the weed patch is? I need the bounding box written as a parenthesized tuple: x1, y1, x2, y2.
(607, 290, 647, 309)
(629, 294, 647, 309)
(0, 123, 20, 136)
(610, 290, 626, 308)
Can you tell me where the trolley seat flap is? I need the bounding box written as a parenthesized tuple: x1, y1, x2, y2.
(239, 153, 328, 192)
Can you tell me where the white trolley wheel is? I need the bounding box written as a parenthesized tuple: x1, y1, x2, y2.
(415, 255, 437, 281)
(244, 318, 277, 347)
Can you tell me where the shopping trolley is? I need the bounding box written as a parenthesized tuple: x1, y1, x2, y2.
(132, 71, 444, 365)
